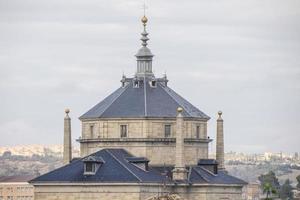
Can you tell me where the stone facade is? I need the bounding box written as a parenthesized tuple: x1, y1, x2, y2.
(0, 176, 34, 200)
(33, 184, 243, 200)
(78, 118, 210, 166)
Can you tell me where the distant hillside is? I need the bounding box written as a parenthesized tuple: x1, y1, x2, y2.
(0, 145, 79, 157)
(0, 145, 299, 185)
(0, 145, 80, 177)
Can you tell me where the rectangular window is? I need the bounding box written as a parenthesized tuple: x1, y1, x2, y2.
(120, 125, 127, 138)
(85, 163, 95, 173)
(90, 125, 94, 138)
(196, 125, 200, 139)
(164, 125, 171, 137)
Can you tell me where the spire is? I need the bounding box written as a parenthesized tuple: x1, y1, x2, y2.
(216, 111, 225, 170)
(141, 16, 149, 47)
(135, 11, 154, 78)
(172, 107, 188, 180)
(63, 108, 72, 165)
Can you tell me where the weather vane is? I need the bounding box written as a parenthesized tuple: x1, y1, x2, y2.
(142, 0, 148, 16)
(141, 0, 148, 26)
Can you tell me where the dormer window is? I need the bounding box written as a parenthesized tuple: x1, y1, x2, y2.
(133, 80, 139, 88)
(198, 159, 218, 174)
(150, 80, 157, 88)
(85, 162, 95, 173)
(83, 156, 104, 175)
(126, 157, 149, 171)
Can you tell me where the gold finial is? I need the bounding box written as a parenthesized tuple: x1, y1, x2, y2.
(177, 107, 183, 113)
(141, 15, 148, 24)
(218, 111, 222, 116)
(65, 108, 70, 114)
(217, 111, 223, 120)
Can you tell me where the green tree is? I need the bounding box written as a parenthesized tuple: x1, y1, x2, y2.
(279, 179, 293, 199)
(296, 175, 300, 189)
(2, 151, 12, 158)
(263, 182, 277, 200)
(259, 171, 280, 192)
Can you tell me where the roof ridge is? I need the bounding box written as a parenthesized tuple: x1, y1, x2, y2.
(99, 84, 130, 117)
(158, 83, 191, 117)
(193, 167, 210, 183)
(159, 83, 209, 119)
(199, 166, 217, 177)
(104, 149, 142, 182)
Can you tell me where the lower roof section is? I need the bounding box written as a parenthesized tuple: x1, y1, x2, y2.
(30, 148, 246, 186)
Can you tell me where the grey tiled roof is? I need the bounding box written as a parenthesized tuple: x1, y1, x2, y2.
(80, 79, 210, 119)
(30, 148, 246, 186)
(30, 149, 166, 183)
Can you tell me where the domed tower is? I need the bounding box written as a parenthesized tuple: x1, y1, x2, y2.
(77, 15, 211, 166)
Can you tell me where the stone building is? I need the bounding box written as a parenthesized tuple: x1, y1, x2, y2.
(30, 15, 247, 200)
(0, 175, 35, 200)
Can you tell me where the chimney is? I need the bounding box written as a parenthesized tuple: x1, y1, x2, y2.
(172, 107, 188, 180)
(63, 108, 72, 165)
(216, 111, 225, 170)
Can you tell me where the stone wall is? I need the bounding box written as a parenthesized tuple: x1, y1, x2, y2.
(81, 119, 208, 140)
(34, 185, 171, 200)
(33, 184, 243, 200)
(79, 118, 209, 166)
(80, 140, 208, 166)
(0, 182, 34, 200)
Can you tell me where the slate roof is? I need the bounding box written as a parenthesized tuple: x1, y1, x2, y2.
(80, 79, 210, 119)
(30, 149, 166, 183)
(30, 148, 246, 186)
(198, 159, 218, 165)
(126, 157, 149, 163)
(188, 167, 247, 185)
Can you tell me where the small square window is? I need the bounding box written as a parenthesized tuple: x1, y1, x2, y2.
(85, 163, 95, 173)
(120, 125, 127, 138)
(164, 125, 171, 137)
(150, 80, 157, 87)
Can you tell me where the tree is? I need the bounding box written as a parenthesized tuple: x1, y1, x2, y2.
(263, 182, 277, 200)
(2, 151, 12, 158)
(279, 179, 293, 199)
(296, 175, 300, 189)
(259, 171, 280, 192)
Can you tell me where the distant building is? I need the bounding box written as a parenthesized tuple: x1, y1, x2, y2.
(242, 182, 261, 200)
(294, 152, 299, 161)
(0, 175, 35, 200)
(293, 189, 300, 200)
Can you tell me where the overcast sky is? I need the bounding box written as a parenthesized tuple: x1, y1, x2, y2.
(0, 0, 299, 153)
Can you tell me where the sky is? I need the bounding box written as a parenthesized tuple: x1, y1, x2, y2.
(0, 0, 299, 154)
